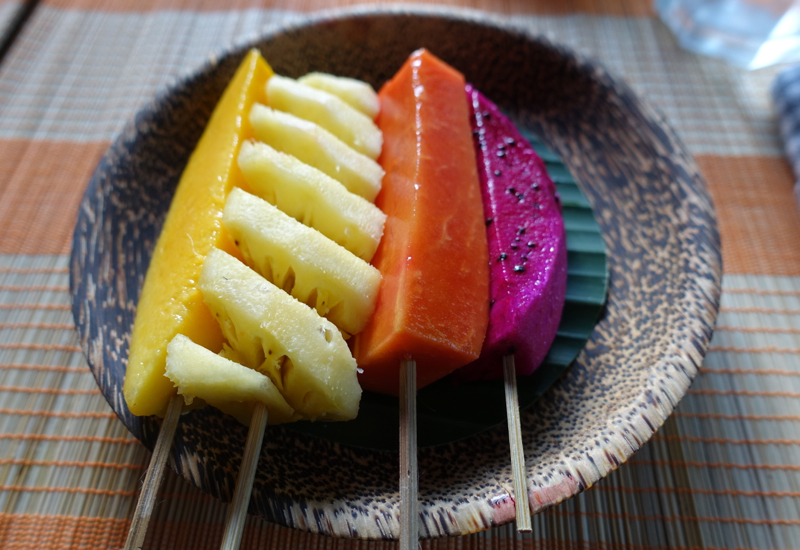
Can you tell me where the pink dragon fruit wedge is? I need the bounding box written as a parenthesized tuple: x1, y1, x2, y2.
(455, 85, 568, 381)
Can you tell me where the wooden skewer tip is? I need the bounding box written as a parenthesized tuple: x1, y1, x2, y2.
(123, 394, 184, 550)
(220, 402, 269, 550)
(503, 355, 532, 532)
(399, 358, 419, 550)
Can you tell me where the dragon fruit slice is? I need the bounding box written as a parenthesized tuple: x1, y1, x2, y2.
(455, 85, 568, 381)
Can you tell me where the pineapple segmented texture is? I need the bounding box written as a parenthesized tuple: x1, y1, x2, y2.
(298, 72, 380, 120)
(223, 188, 381, 336)
(250, 104, 383, 202)
(199, 248, 361, 421)
(267, 74, 382, 159)
(237, 140, 385, 262)
(165, 334, 297, 426)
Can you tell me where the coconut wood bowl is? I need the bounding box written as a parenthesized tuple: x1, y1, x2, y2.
(70, 7, 721, 539)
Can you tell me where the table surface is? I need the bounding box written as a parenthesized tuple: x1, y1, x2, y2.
(1, 0, 799, 548)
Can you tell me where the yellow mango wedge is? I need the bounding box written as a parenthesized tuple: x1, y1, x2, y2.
(124, 49, 274, 417)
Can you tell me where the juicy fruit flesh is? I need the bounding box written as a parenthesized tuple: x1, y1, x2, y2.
(353, 49, 490, 396)
(165, 334, 297, 426)
(298, 72, 381, 119)
(223, 187, 381, 337)
(455, 85, 568, 381)
(199, 248, 361, 421)
(124, 50, 272, 417)
(237, 140, 385, 262)
(250, 104, 384, 201)
(267, 74, 382, 159)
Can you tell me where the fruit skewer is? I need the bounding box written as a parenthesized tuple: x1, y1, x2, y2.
(120, 51, 274, 550)
(399, 360, 418, 550)
(459, 85, 568, 532)
(121, 51, 382, 550)
(349, 50, 492, 548)
(122, 49, 559, 549)
(220, 403, 269, 550)
(123, 395, 183, 550)
(503, 356, 532, 531)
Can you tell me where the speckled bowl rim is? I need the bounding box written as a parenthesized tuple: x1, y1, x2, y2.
(70, 5, 722, 539)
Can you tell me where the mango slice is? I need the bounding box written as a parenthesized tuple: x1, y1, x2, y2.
(124, 49, 274, 417)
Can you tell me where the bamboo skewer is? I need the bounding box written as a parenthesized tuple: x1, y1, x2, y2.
(503, 355, 532, 532)
(399, 358, 418, 550)
(124, 394, 183, 550)
(220, 402, 269, 550)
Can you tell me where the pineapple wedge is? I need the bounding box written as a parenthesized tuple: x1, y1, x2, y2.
(250, 104, 384, 202)
(267, 74, 382, 159)
(298, 72, 380, 120)
(165, 334, 297, 426)
(223, 187, 381, 336)
(237, 140, 385, 262)
(199, 248, 361, 421)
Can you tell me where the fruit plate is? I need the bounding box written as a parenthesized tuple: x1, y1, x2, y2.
(69, 7, 722, 540)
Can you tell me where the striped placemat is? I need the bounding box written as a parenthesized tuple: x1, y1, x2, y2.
(1, 1, 799, 548)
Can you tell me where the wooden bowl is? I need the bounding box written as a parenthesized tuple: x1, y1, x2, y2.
(70, 7, 721, 539)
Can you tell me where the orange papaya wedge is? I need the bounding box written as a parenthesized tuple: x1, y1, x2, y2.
(353, 49, 490, 395)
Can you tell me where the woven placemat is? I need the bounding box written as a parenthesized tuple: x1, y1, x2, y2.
(0, 2, 798, 548)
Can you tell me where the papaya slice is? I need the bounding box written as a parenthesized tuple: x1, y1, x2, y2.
(353, 49, 490, 396)
(124, 50, 273, 417)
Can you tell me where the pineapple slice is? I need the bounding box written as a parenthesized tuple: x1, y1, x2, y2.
(237, 140, 385, 262)
(199, 248, 361, 421)
(223, 187, 381, 336)
(165, 334, 297, 426)
(250, 104, 383, 202)
(267, 74, 382, 159)
(298, 72, 380, 120)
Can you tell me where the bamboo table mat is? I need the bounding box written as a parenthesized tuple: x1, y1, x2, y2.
(1, 0, 799, 548)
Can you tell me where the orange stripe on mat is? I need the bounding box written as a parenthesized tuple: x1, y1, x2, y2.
(697, 154, 800, 276)
(39, 0, 655, 15)
(0, 140, 109, 256)
(0, 285, 69, 292)
(0, 514, 129, 550)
